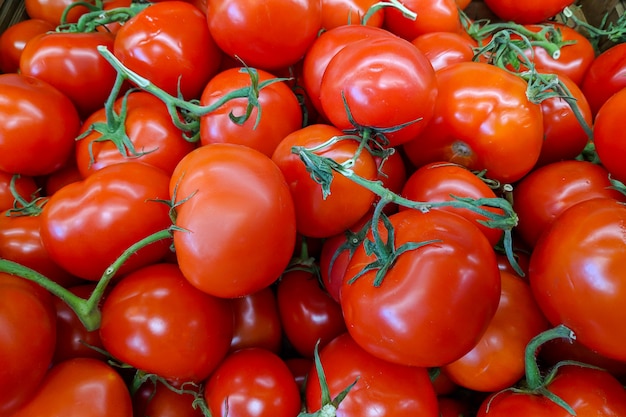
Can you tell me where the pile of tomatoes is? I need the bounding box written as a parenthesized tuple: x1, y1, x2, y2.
(2, 0, 626, 415)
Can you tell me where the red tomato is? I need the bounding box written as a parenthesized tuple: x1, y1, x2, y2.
(320, 0, 385, 29)
(341, 209, 501, 367)
(12, 358, 133, 417)
(75, 91, 196, 177)
(529, 198, 626, 361)
(411, 31, 476, 71)
(0, 73, 80, 176)
(207, 0, 321, 70)
(285, 357, 313, 391)
(403, 61, 544, 183)
(199, 67, 303, 157)
(24, 0, 93, 25)
(171, 143, 297, 298)
(19, 31, 118, 118)
(305, 332, 439, 416)
(204, 348, 302, 417)
(100, 263, 234, 383)
(0, 18, 55, 74)
(133, 379, 204, 417)
(0, 274, 56, 416)
(384, 0, 463, 40)
(114, 1, 222, 99)
(43, 160, 83, 196)
(581, 42, 626, 116)
(40, 162, 172, 281)
(593, 87, 626, 183)
(271, 124, 377, 238)
(319, 35, 438, 147)
(455, 0, 472, 8)
(513, 160, 626, 248)
(482, 0, 575, 24)
(0, 171, 39, 212)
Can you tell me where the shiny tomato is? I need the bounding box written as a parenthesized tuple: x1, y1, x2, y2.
(529, 198, 626, 361)
(24, 0, 92, 25)
(171, 143, 297, 298)
(0, 18, 55, 74)
(482, 0, 575, 24)
(12, 358, 133, 417)
(40, 162, 172, 281)
(411, 31, 476, 71)
(581, 42, 626, 116)
(0, 171, 39, 212)
(0, 73, 80, 176)
(199, 67, 302, 157)
(0, 274, 56, 416)
(42, 159, 83, 196)
(204, 348, 302, 417)
(403, 61, 544, 183)
(319, 35, 438, 147)
(75, 91, 196, 177)
(207, 0, 321, 70)
(100, 263, 234, 383)
(593, 87, 626, 183)
(114, 1, 222, 99)
(305, 332, 439, 416)
(320, 0, 385, 29)
(341, 209, 501, 367)
(384, 0, 463, 40)
(133, 379, 204, 417)
(271, 124, 377, 238)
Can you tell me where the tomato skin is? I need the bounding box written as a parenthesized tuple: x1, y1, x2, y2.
(305, 332, 439, 417)
(529, 198, 626, 361)
(581, 43, 626, 116)
(12, 357, 133, 417)
(0, 274, 56, 416)
(593, 87, 626, 183)
(0, 18, 55, 74)
(0, 171, 39, 212)
(133, 379, 204, 417)
(411, 31, 476, 72)
(40, 162, 172, 281)
(204, 348, 302, 417)
(199, 67, 302, 157)
(0, 73, 80, 176)
(207, 0, 321, 70)
(100, 263, 234, 383)
(25, 0, 92, 25)
(171, 143, 297, 298)
(482, 0, 575, 24)
(403, 61, 544, 183)
(271, 124, 377, 238)
(320, 0, 384, 29)
(341, 209, 501, 367)
(384, 0, 463, 40)
(114, 1, 222, 99)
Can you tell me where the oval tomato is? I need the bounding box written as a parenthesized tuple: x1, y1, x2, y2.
(581, 42, 626, 116)
(482, 0, 574, 24)
(593, 87, 626, 183)
(0, 18, 55, 74)
(384, 0, 463, 40)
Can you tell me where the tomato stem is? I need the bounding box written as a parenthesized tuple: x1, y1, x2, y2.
(57, 2, 149, 32)
(524, 325, 576, 390)
(4, 174, 47, 217)
(361, 0, 417, 26)
(560, 6, 626, 51)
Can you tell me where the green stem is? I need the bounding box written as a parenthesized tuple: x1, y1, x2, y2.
(58, 3, 148, 32)
(361, 0, 417, 26)
(560, 5, 626, 51)
(524, 325, 576, 390)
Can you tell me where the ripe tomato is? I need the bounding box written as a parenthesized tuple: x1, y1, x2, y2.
(171, 143, 297, 298)
(0, 171, 39, 212)
(529, 198, 626, 361)
(341, 209, 501, 367)
(403, 61, 544, 183)
(43, 160, 83, 196)
(24, 0, 92, 25)
(271, 124, 377, 238)
(384, 0, 463, 40)
(581, 42, 626, 116)
(12, 358, 133, 417)
(320, 0, 385, 29)
(40, 162, 172, 281)
(319, 35, 438, 147)
(411, 31, 476, 71)
(0, 18, 55, 74)
(114, 1, 222, 99)
(204, 348, 302, 417)
(0, 73, 80, 176)
(0, 274, 56, 416)
(305, 332, 439, 416)
(199, 67, 302, 157)
(482, 0, 575, 24)
(100, 263, 234, 383)
(207, 0, 321, 70)
(593, 87, 626, 183)
(133, 379, 204, 417)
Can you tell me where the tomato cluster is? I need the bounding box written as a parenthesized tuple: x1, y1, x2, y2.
(2, 0, 626, 415)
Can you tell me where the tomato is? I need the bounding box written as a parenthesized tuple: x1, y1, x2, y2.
(593, 87, 626, 183)
(305, 332, 439, 416)
(271, 124, 377, 238)
(207, 0, 321, 70)
(320, 0, 385, 29)
(24, 0, 93, 25)
(114, 1, 222, 99)
(455, 0, 472, 8)
(399, 161, 504, 247)
(581, 42, 626, 116)
(199, 67, 303, 157)
(19, 31, 118, 118)
(75, 91, 196, 177)
(403, 61, 544, 184)
(285, 357, 313, 391)
(100, 263, 234, 383)
(276, 268, 346, 358)
(40, 162, 172, 281)
(341, 208, 501, 367)
(0, 18, 55, 74)
(383, 0, 463, 40)
(319, 35, 438, 147)
(12, 357, 133, 417)
(529, 198, 626, 361)
(476, 365, 626, 416)
(411, 31, 476, 72)
(43, 160, 83, 196)
(513, 160, 625, 248)
(442, 270, 549, 392)
(171, 143, 297, 298)
(0, 274, 56, 416)
(0, 171, 39, 212)
(482, 0, 575, 24)
(133, 379, 204, 417)
(204, 348, 302, 417)
(0, 73, 80, 176)
(229, 286, 283, 354)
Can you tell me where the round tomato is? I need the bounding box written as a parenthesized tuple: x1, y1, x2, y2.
(482, 0, 575, 24)
(581, 42, 626, 116)
(0, 18, 55, 74)
(411, 31, 476, 71)
(320, 0, 385, 29)
(24, 0, 92, 25)
(0, 171, 39, 212)
(593, 87, 626, 183)
(384, 0, 463, 40)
